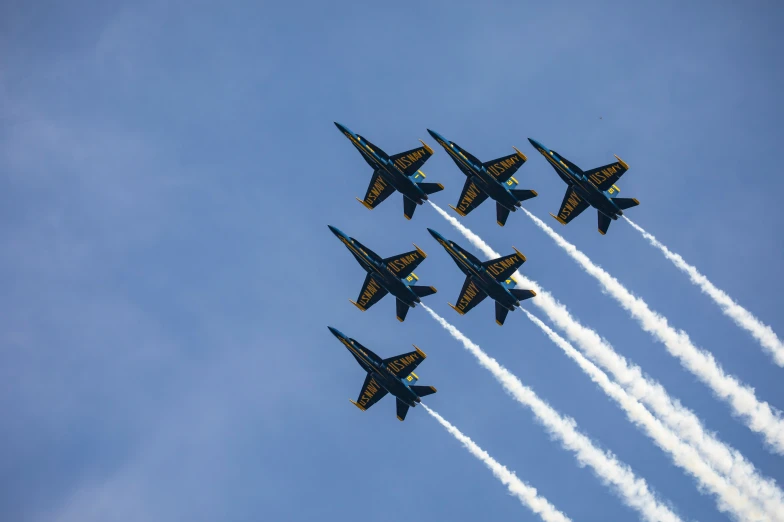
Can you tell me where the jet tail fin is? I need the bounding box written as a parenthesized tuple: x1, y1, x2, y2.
(613, 197, 640, 210)
(396, 299, 411, 322)
(410, 385, 437, 398)
(509, 188, 538, 203)
(509, 288, 536, 302)
(410, 285, 437, 298)
(495, 302, 510, 326)
(417, 182, 444, 196)
(396, 398, 411, 421)
(598, 212, 612, 235)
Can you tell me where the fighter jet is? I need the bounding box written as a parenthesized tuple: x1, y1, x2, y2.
(427, 228, 536, 325)
(427, 129, 538, 227)
(527, 138, 639, 235)
(328, 327, 437, 421)
(334, 122, 444, 220)
(329, 225, 437, 322)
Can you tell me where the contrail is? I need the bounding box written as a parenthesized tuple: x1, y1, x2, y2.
(521, 207, 784, 454)
(428, 201, 784, 516)
(421, 404, 572, 522)
(520, 307, 770, 521)
(420, 304, 682, 522)
(624, 217, 784, 367)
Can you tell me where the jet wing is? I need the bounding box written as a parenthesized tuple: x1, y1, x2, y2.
(383, 345, 427, 378)
(351, 274, 389, 311)
(450, 178, 489, 217)
(482, 249, 526, 283)
(552, 187, 590, 225)
(358, 170, 396, 210)
(383, 245, 427, 279)
(483, 149, 527, 183)
(351, 374, 388, 411)
(390, 142, 433, 177)
(583, 158, 629, 192)
(449, 276, 487, 316)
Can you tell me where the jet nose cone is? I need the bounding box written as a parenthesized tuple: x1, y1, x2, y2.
(327, 224, 342, 237)
(334, 122, 349, 134)
(427, 228, 441, 240)
(426, 128, 439, 139)
(527, 138, 540, 149)
(327, 326, 341, 338)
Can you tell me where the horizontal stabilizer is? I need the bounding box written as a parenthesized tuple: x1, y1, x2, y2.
(410, 285, 437, 298)
(613, 197, 639, 210)
(403, 196, 417, 220)
(396, 299, 410, 322)
(396, 398, 410, 421)
(495, 302, 510, 326)
(509, 188, 538, 203)
(496, 202, 511, 227)
(417, 182, 444, 195)
(509, 288, 536, 302)
(598, 212, 612, 236)
(410, 385, 437, 398)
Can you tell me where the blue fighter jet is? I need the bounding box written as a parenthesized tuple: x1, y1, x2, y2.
(427, 129, 538, 226)
(427, 228, 536, 325)
(329, 225, 437, 322)
(328, 327, 437, 421)
(335, 122, 445, 220)
(527, 138, 639, 235)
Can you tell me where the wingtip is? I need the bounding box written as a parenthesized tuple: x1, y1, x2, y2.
(448, 204, 467, 217)
(413, 344, 427, 358)
(429, 286, 437, 293)
(396, 315, 405, 322)
(397, 415, 405, 421)
(413, 243, 427, 258)
(356, 197, 373, 210)
(598, 228, 606, 236)
(513, 146, 528, 162)
(512, 247, 527, 262)
(549, 213, 567, 225)
(614, 154, 630, 170)
(349, 300, 367, 311)
(496, 220, 505, 227)
(350, 399, 366, 411)
(448, 303, 465, 315)
(420, 139, 434, 155)
(632, 198, 640, 205)
(495, 319, 504, 326)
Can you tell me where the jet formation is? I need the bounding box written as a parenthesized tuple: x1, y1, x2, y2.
(329, 122, 639, 420)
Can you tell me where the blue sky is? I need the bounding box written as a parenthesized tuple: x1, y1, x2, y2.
(1, 1, 783, 520)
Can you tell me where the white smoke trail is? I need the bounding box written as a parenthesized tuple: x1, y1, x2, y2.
(624, 217, 784, 367)
(420, 304, 682, 522)
(427, 201, 784, 516)
(520, 307, 770, 521)
(421, 404, 573, 522)
(521, 207, 784, 454)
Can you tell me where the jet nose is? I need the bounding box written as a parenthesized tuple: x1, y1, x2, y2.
(327, 224, 343, 238)
(527, 138, 541, 150)
(427, 228, 442, 241)
(334, 122, 349, 134)
(426, 129, 440, 141)
(327, 326, 342, 338)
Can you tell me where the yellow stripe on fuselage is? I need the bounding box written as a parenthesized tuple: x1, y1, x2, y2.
(437, 239, 479, 276)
